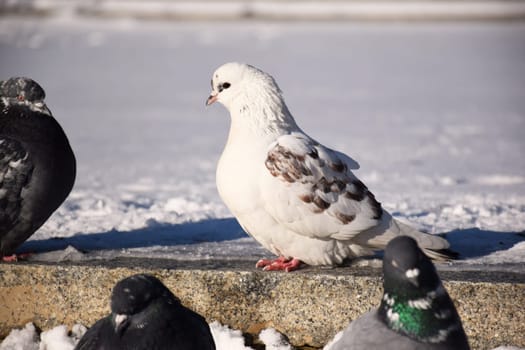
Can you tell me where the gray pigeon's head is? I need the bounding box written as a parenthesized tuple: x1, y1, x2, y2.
(110, 274, 179, 335)
(1, 77, 45, 101)
(382, 235, 439, 294)
(75, 274, 216, 350)
(378, 236, 470, 347)
(1, 77, 50, 115)
(111, 274, 177, 315)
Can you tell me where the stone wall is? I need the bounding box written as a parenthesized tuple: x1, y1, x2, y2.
(1, 260, 524, 349)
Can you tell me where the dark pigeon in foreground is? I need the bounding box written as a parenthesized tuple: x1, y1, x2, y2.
(75, 274, 216, 350)
(331, 236, 470, 350)
(0, 77, 76, 260)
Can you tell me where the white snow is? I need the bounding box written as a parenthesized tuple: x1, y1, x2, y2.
(0, 14, 524, 348)
(258, 328, 293, 350)
(1, 322, 294, 350)
(3, 322, 522, 350)
(209, 321, 253, 350)
(0, 17, 522, 270)
(38, 325, 78, 350)
(0, 323, 39, 350)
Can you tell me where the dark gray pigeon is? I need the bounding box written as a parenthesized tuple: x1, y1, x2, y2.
(330, 236, 470, 350)
(0, 77, 76, 260)
(75, 274, 216, 350)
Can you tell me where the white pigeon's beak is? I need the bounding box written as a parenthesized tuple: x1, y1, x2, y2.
(206, 92, 218, 106)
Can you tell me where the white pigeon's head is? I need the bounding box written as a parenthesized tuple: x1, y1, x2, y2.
(206, 62, 283, 109)
(206, 62, 246, 108)
(206, 63, 297, 133)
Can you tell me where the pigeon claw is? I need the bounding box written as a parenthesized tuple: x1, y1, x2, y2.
(1, 252, 32, 262)
(256, 256, 303, 272)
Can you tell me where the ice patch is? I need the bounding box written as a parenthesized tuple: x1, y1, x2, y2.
(259, 328, 292, 350)
(0, 323, 39, 350)
(29, 245, 86, 263)
(208, 321, 252, 350)
(438, 176, 460, 186)
(39, 325, 76, 350)
(474, 175, 525, 186)
(164, 197, 213, 215)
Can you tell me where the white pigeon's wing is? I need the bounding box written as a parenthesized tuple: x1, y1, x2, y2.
(331, 149, 360, 171)
(260, 132, 383, 241)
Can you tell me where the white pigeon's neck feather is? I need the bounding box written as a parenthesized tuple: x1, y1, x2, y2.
(226, 71, 300, 139)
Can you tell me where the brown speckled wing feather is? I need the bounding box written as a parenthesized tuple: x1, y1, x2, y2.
(261, 132, 383, 241)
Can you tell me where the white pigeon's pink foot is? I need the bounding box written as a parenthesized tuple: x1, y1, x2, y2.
(1, 252, 32, 262)
(255, 256, 303, 272)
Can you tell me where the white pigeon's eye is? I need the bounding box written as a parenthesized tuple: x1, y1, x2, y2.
(218, 82, 231, 93)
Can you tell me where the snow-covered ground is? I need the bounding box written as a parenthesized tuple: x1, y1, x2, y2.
(1, 321, 523, 350)
(0, 17, 524, 268)
(0, 321, 295, 350)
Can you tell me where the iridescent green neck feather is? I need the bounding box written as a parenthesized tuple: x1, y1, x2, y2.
(379, 282, 461, 343)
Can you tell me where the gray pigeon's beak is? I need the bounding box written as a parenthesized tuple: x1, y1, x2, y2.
(206, 92, 218, 106)
(42, 104, 52, 115)
(35, 102, 52, 116)
(114, 314, 129, 335)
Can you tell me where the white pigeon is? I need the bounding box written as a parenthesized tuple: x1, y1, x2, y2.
(207, 62, 454, 272)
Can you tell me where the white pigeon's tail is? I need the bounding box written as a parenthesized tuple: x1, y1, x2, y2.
(354, 211, 457, 261)
(393, 217, 458, 261)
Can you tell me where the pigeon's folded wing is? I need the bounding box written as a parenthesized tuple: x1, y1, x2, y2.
(0, 138, 33, 234)
(260, 132, 383, 241)
(167, 307, 217, 350)
(74, 317, 117, 350)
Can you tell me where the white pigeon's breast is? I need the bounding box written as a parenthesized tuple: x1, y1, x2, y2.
(216, 135, 284, 253)
(216, 135, 267, 218)
(215, 135, 358, 264)
(215, 123, 376, 264)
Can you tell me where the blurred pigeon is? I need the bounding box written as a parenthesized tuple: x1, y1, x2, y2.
(75, 274, 216, 350)
(330, 236, 470, 350)
(0, 77, 76, 260)
(206, 62, 455, 271)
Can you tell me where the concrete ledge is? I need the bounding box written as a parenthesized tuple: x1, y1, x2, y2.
(1, 259, 524, 349)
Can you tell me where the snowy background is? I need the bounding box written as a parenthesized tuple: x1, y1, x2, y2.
(1, 10, 525, 350)
(1, 17, 523, 267)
